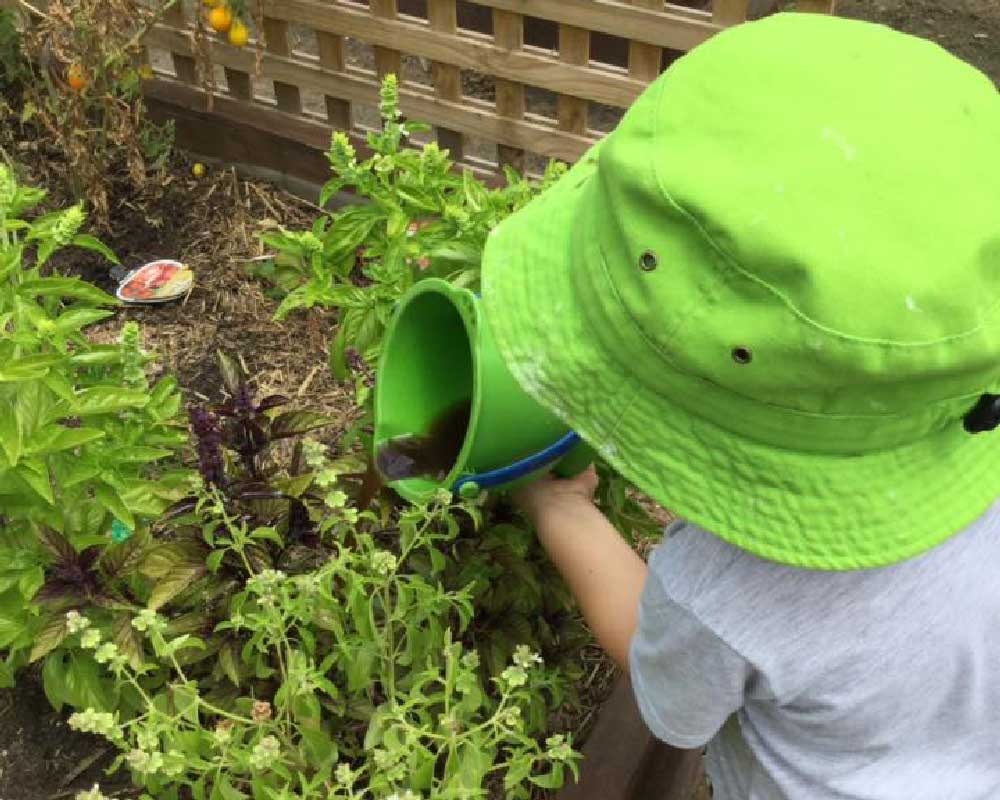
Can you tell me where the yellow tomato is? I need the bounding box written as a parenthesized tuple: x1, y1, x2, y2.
(208, 5, 232, 33)
(228, 19, 249, 47)
(192, 163, 207, 178)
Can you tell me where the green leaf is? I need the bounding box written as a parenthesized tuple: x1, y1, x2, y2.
(300, 727, 338, 769)
(329, 324, 349, 381)
(18, 277, 117, 306)
(68, 347, 122, 367)
(41, 650, 69, 711)
(503, 758, 533, 790)
(249, 526, 282, 545)
(218, 640, 241, 686)
(112, 612, 146, 670)
(16, 459, 54, 504)
(0, 400, 22, 465)
(103, 446, 174, 463)
(94, 481, 134, 530)
(206, 550, 225, 574)
(73, 387, 150, 415)
(212, 776, 248, 800)
(71, 234, 119, 263)
(18, 566, 45, 600)
(53, 308, 114, 334)
(141, 541, 208, 579)
(29, 614, 68, 662)
(216, 350, 246, 398)
(529, 764, 566, 790)
(0, 357, 58, 382)
(269, 411, 334, 439)
(25, 425, 105, 456)
(148, 564, 205, 610)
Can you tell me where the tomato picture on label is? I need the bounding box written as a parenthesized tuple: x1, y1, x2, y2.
(117, 260, 193, 303)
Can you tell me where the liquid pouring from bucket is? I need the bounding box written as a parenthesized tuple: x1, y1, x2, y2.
(374, 279, 593, 503)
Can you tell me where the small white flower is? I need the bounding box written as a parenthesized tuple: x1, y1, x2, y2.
(131, 609, 162, 633)
(545, 734, 574, 761)
(370, 550, 397, 577)
(67, 709, 117, 737)
(501, 665, 527, 688)
(213, 722, 233, 747)
(324, 489, 348, 508)
(75, 784, 110, 800)
(433, 488, 453, 506)
(126, 748, 162, 775)
(93, 642, 119, 665)
(65, 610, 91, 634)
(335, 762, 353, 785)
(80, 628, 101, 649)
(249, 735, 281, 771)
(461, 651, 480, 670)
(512, 645, 543, 670)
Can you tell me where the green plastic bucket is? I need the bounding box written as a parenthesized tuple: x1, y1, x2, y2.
(375, 279, 592, 503)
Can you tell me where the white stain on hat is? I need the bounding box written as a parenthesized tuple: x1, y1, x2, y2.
(822, 127, 857, 162)
(509, 354, 549, 397)
(599, 442, 620, 462)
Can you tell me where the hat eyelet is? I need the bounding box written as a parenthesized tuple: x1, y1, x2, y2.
(732, 346, 753, 365)
(639, 250, 658, 272)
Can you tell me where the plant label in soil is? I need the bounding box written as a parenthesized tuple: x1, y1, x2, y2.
(117, 259, 193, 303)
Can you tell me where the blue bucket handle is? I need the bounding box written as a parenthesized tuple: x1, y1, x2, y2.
(451, 432, 581, 496)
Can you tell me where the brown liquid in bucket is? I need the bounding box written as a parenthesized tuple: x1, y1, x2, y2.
(376, 399, 472, 482)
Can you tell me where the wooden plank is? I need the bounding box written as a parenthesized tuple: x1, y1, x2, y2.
(493, 8, 525, 171)
(147, 26, 598, 162)
(795, 0, 836, 12)
(146, 86, 335, 188)
(317, 31, 352, 129)
(457, 0, 719, 51)
(628, 0, 664, 81)
(556, 677, 703, 800)
(370, 0, 403, 80)
(712, 0, 750, 26)
(221, 6, 253, 102)
(254, 0, 647, 108)
(428, 0, 464, 161)
(225, 67, 253, 100)
(144, 76, 506, 186)
(262, 17, 303, 114)
(557, 25, 588, 135)
(163, 2, 196, 84)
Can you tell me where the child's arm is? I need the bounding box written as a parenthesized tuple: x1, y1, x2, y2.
(513, 467, 648, 671)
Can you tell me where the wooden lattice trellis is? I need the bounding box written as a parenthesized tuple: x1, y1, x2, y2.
(142, 0, 836, 184)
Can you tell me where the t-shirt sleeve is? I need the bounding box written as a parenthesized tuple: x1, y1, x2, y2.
(628, 548, 751, 749)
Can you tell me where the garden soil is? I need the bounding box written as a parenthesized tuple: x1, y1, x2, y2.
(2, 2, 1000, 797)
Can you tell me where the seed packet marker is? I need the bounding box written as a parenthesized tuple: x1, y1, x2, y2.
(116, 259, 193, 304)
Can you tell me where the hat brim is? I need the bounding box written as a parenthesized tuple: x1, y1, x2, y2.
(481, 149, 1000, 570)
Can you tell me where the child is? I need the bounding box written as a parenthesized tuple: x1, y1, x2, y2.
(480, 12, 1000, 799)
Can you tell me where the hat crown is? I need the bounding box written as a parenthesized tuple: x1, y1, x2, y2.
(586, 13, 1000, 439)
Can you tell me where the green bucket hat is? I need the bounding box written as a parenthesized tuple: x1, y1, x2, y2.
(481, 13, 1000, 570)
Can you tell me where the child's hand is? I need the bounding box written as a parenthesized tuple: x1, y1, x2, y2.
(512, 465, 599, 524)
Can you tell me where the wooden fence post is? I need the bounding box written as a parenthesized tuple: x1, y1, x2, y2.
(317, 24, 352, 131)
(557, 24, 590, 136)
(712, 0, 751, 26)
(262, 17, 303, 113)
(493, 9, 526, 172)
(427, 0, 464, 162)
(370, 0, 402, 81)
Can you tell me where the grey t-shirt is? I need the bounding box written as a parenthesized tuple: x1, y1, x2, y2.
(629, 502, 1000, 799)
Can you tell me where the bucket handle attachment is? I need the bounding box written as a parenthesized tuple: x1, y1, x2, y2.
(451, 432, 582, 499)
